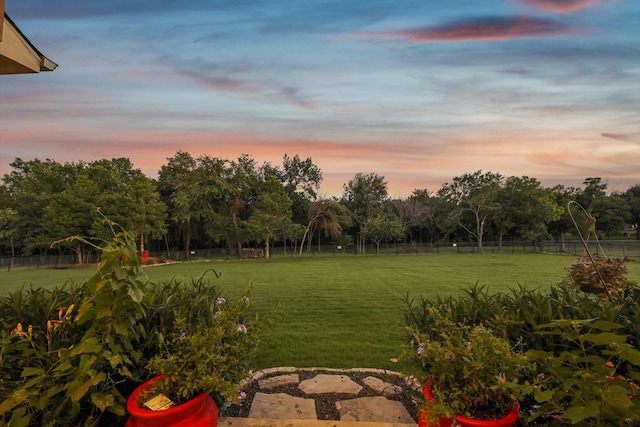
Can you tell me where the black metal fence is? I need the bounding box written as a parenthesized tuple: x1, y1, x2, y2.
(3, 240, 638, 270)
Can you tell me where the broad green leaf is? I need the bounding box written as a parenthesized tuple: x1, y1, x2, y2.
(619, 347, 640, 366)
(91, 392, 115, 411)
(69, 337, 102, 356)
(74, 301, 94, 325)
(96, 307, 113, 319)
(20, 367, 44, 377)
(109, 402, 126, 416)
(0, 389, 29, 414)
(563, 401, 599, 424)
(91, 372, 107, 386)
(53, 359, 73, 374)
(525, 349, 552, 360)
(582, 332, 627, 345)
(591, 320, 624, 331)
(534, 389, 555, 403)
(67, 377, 93, 402)
(114, 321, 128, 337)
(8, 407, 30, 427)
(602, 385, 633, 406)
(127, 284, 144, 303)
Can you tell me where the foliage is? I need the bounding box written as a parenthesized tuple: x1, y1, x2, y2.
(245, 175, 292, 258)
(406, 308, 531, 421)
(524, 319, 640, 425)
(436, 170, 503, 252)
(403, 272, 640, 425)
(341, 172, 389, 253)
(0, 231, 275, 426)
(0, 230, 146, 426)
(624, 184, 640, 240)
(491, 176, 562, 243)
(567, 256, 635, 298)
(146, 286, 265, 405)
(361, 215, 404, 255)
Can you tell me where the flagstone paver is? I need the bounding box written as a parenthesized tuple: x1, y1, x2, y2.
(298, 374, 363, 395)
(335, 396, 415, 423)
(362, 377, 403, 397)
(259, 374, 300, 390)
(236, 369, 418, 425)
(248, 392, 316, 420)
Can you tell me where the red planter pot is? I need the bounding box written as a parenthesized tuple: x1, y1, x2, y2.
(125, 375, 219, 427)
(418, 384, 518, 427)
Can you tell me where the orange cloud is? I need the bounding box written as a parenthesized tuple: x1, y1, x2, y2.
(519, 0, 602, 14)
(363, 16, 585, 43)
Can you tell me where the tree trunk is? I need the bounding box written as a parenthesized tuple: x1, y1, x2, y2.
(299, 223, 312, 255)
(559, 231, 567, 253)
(477, 214, 485, 253)
(265, 236, 270, 259)
(75, 242, 83, 265)
(232, 212, 242, 257)
(184, 230, 191, 260)
(139, 229, 145, 254)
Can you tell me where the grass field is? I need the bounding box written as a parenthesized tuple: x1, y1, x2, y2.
(2, 253, 639, 372)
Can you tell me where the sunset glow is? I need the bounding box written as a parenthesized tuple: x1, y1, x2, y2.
(1, 0, 638, 197)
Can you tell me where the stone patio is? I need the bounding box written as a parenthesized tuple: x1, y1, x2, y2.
(222, 368, 417, 427)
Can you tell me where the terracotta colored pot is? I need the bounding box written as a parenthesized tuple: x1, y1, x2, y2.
(418, 384, 518, 427)
(418, 385, 453, 427)
(125, 375, 219, 427)
(455, 409, 518, 427)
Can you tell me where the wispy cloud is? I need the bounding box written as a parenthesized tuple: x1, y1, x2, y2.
(518, 0, 603, 14)
(602, 133, 640, 142)
(360, 16, 587, 43)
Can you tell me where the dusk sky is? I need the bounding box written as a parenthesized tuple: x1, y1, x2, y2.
(1, 0, 639, 197)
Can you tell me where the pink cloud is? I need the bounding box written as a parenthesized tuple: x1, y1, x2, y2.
(519, 0, 603, 14)
(363, 16, 585, 43)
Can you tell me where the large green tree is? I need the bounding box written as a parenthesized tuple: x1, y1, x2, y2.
(2, 158, 80, 254)
(547, 185, 581, 252)
(576, 177, 630, 237)
(625, 184, 640, 240)
(393, 196, 432, 245)
(491, 176, 562, 246)
(85, 158, 167, 253)
(42, 174, 101, 264)
(158, 152, 226, 259)
(361, 215, 405, 255)
(245, 175, 292, 258)
(342, 172, 388, 253)
(437, 171, 503, 253)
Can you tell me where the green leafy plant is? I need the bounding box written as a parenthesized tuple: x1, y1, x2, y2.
(145, 285, 267, 406)
(523, 319, 640, 426)
(0, 230, 147, 426)
(407, 308, 532, 423)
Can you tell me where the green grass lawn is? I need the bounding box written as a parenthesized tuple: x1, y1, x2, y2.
(2, 253, 638, 372)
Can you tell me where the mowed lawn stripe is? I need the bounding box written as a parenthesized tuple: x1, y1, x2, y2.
(4, 253, 638, 370)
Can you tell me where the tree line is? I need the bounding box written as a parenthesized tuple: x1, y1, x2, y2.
(0, 152, 638, 263)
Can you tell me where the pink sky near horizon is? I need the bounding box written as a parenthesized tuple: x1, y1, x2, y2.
(1, 0, 639, 197)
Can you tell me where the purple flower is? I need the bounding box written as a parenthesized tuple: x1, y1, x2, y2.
(214, 311, 222, 319)
(237, 324, 247, 334)
(417, 342, 425, 355)
(216, 297, 227, 305)
(238, 391, 247, 400)
(242, 296, 250, 304)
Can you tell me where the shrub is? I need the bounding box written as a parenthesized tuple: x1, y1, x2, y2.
(0, 235, 274, 426)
